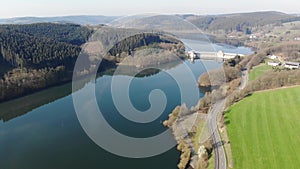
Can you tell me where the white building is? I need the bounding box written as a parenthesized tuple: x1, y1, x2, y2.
(268, 55, 277, 60)
(249, 35, 257, 39)
(267, 61, 280, 67)
(285, 62, 300, 69)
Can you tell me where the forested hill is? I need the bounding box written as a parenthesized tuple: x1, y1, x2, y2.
(0, 23, 92, 69)
(0, 23, 186, 102)
(0, 23, 93, 102)
(108, 33, 184, 57)
(1, 23, 93, 45)
(0, 15, 120, 25)
(183, 11, 299, 33)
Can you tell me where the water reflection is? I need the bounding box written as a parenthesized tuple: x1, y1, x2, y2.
(0, 83, 72, 122)
(0, 60, 181, 123)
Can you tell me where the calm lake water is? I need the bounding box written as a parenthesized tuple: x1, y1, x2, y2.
(0, 41, 251, 169)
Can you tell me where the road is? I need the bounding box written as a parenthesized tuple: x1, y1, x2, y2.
(208, 100, 226, 169)
(208, 68, 248, 169)
(239, 69, 248, 90)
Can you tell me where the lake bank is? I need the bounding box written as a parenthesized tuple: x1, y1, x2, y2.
(0, 59, 222, 169)
(0, 38, 252, 169)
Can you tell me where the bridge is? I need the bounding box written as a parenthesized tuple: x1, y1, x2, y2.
(187, 50, 245, 61)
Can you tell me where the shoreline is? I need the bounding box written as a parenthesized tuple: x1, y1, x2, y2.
(0, 82, 72, 122)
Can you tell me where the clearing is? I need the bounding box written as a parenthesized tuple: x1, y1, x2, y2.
(249, 64, 271, 81)
(225, 86, 300, 169)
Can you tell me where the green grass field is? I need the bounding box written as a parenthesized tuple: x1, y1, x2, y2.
(249, 64, 272, 81)
(225, 86, 300, 169)
(207, 152, 214, 169)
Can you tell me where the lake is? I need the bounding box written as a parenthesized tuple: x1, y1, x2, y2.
(0, 41, 252, 169)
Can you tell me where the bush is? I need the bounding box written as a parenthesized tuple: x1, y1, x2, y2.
(177, 141, 191, 169)
(245, 69, 300, 92)
(198, 66, 241, 87)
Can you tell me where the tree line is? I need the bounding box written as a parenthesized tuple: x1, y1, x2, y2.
(0, 23, 93, 102)
(0, 24, 186, 102)
(186, 11, 298, 34)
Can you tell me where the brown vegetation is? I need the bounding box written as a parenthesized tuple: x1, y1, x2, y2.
(195, 93, 212, 114)
(198, 56, 243, 87)
(198, 66, 241, 87)
(267, 42, 300, 62)
(163, 106, 181, 127)
(226, 63, 300, 107)
(245, 69, 300, 92)
(177, 141, 191, 169)
(0, 67, 69, 102)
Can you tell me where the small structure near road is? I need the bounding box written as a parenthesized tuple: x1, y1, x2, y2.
(267, 55, 277, 60)
(284, 61, 300, 69)
(267, 61, 281, 67)
(249, 35, 258, 39)
(294, 37, 300, 41)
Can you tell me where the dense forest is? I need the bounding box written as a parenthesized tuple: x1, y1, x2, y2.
(0, 23, 186, 102)
(108, 33, 181, 56)
(0, 23, 93, 101)
(107, 33, 185, 65)
(0, 23, 92, 68)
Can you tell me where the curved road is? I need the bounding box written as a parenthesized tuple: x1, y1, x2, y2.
(208, 100, 226, 169)
(208, 68, 248, 169)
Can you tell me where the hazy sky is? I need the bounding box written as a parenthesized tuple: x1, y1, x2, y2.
(1, 0, 299, 18)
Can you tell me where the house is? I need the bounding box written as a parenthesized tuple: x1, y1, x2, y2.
(267, 55, 277, 60)
(267, 61, 281, 67)
(284, 61, 300, 69)
(294, 37, 300, 41)
(249, 35, 258, 39)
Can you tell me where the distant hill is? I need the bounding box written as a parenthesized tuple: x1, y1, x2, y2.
(0, 15, 120, 25)
(109, 15, 211, 41)
(183, 11, 298, 33)
(108, 12, 300, 39)
(2, 12, 298, 33)
(110, 15, 196, 31)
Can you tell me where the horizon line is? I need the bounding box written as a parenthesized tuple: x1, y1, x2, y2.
(0, 10, 298, 20)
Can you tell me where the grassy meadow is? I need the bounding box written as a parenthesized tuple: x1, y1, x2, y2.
(225, 86, 300, 169)
(249, 64, 272, 81)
